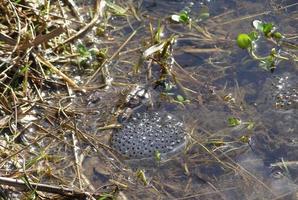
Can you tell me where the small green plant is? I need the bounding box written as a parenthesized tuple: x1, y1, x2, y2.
(77, 43, 92, 58)
(98, 193, 114, 200)
(236, 20, 297, 72)
(171, 11, 191, 23)
(227, 117, 254, 130)
(227, 117, 254, 145)
(227, 117, 241, 127)
(154, 150, 161, 162)
(239, 135, 250, 143)
(171, 4, 210, 24)
(136, 169, 148, 186)
(174, 94, 190, 105)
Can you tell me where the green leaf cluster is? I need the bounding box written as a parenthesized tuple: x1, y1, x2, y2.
(171, 11, 190, 23)
(235, 20, 297, 72)
(254, 21, 283, 40)
(227, 117, 241, 127)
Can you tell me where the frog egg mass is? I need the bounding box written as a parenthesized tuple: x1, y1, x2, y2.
(110, 112, 187, 160)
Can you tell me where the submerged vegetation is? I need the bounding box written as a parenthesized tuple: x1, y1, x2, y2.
(0, 0, 297, 199)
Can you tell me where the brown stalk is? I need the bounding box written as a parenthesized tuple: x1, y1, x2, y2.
(18, 26, 65, 51)
(34, 53, 80, 89)
(0, 176, 101, 198)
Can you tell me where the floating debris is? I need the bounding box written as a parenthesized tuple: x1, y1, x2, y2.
(110, 112, 187, 160)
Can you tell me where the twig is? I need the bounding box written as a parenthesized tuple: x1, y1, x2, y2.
(0, 33, 17, 45)
(34, 53, 80, 89)
(18, 26, 65, 51)
(182, 48, 225, 53)
(8, 0, 21, 58)
(71, 129, 83, 189)
(0, 176, 100, 198)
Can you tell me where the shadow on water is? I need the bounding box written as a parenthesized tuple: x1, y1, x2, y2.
(78, 0, 298, 199)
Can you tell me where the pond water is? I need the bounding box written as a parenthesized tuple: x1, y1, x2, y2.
(77, 0, 298, 199)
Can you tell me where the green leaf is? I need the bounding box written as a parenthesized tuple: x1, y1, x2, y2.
(176, 95, 185, 102)
(272, 32, 282, 40)
(77, 44, 91, 58)
(136, 169, 148, 186)
(179, 11, 190, 23)
(171, 10, 190, 23)
(246, 121, 254, 130)
(262, 23, 274, 36)
(228, 117, 241, 127)
(98, 193, 113, 200)
(237, 34, 252, 49)
(20, 64, 30, 74)
(258, 55, 276, 71)
(155, 150, 161, 162)
(248, 31, 258, 41)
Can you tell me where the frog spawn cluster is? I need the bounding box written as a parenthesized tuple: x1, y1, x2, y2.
(110, 112, 186, 159)
(273, 75, 298, 109)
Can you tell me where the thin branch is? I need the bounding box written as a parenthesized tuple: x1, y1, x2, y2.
(34, 53, 80, 89)
(18, 26, 65, 51)
(0, 176, 100, 198)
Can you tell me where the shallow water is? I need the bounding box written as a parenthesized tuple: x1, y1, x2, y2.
(78, 0, 298, 199)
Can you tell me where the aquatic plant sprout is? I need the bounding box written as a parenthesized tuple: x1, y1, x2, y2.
(171, 2, 210, 23)
(236, 20, 297, 72)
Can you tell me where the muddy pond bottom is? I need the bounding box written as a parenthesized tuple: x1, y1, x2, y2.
(110, 112, 187, 161)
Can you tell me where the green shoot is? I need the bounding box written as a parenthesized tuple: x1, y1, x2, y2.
(154, 150, 161, 162)
(239, 135, 250, 143)
(136, 169, 148, 186)
(172, 94, 190, 106)
(98, 193, 114, 200)
(227, 117, 255, 130)
(77, 44, 91, 58)
(171, 11, 190, 23)
(227, 117, 241, 127)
